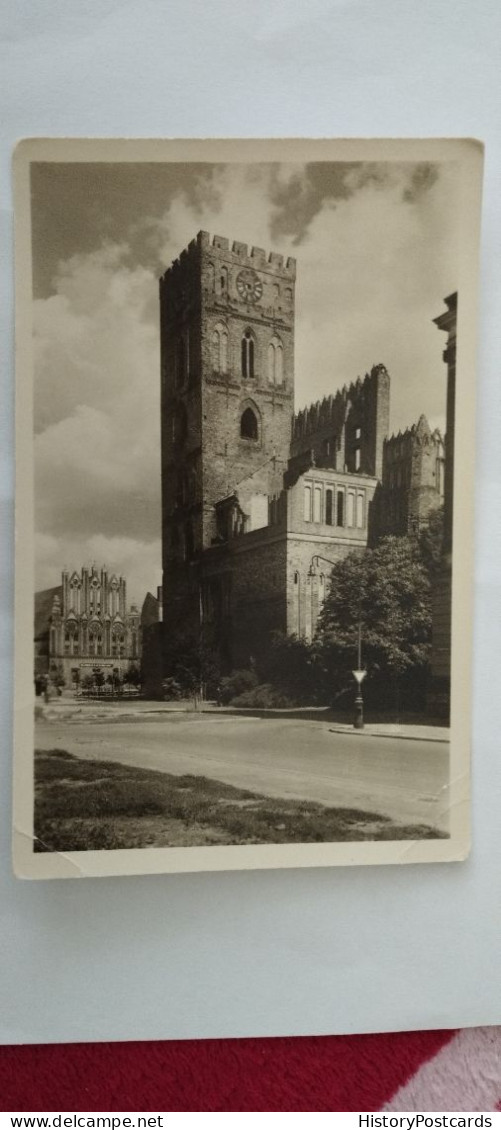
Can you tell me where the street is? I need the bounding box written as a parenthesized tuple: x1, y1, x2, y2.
(35, 712, 450, 833)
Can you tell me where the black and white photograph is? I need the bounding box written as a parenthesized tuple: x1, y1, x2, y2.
(13, 138, 482, 878)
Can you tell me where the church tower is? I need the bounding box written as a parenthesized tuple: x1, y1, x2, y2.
(159, 231, 296, 622)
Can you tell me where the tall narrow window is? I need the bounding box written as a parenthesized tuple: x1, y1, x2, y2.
(267, 335, 284, 385)
(240, 407, 258, 441)
(211, 329, 219, 371)
(241, 331, 255, 378)
(207, 263, 215, 291)
(356, 492, 364, 528)
(336, 490, 344, 527)
(313, 485, 322, 523)
(219, 266, 228, 296)
(304, 485, 312, 522)
(325, 489, 333, 525)
(211, 323, 228, 373)
(347, 491, 355, 527)
(355, 446, 361, 471)
(220, 329, 228, 373)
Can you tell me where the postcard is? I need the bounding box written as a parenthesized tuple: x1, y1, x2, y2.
(12, 137, 483, 878)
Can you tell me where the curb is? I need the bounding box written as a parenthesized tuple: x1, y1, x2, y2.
(328, 727, 449, 744)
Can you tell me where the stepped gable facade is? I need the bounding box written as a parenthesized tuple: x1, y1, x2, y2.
(159, 231, 444, 669)
(38, 565, 141, 685)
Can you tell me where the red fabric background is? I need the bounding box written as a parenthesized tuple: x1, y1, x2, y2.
(0, 1030, 455, 1112)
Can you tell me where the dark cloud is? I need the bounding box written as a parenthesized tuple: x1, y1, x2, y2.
(402, 163, 440, 203)
(31, 162, 219, 298)
(269, 161, 441, 244)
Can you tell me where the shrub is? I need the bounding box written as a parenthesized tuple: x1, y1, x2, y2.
(219, 667, 258, 705)
(230, 683, 293, 709)
(259, 632, 323, 704)
(161, 676, 184, 700)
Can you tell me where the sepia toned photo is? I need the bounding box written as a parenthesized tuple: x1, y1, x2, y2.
(13, 138, 483, 878)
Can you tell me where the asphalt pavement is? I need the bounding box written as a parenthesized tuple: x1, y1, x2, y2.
(35, 711, 450, 832)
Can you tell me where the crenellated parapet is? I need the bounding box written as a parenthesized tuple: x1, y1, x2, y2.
(160, 230, 296, 291)
(291, 364, 390, 479)
(380, 413, 445, 536)
(384, 414, 444, 458)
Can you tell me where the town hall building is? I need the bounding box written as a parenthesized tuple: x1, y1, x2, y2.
(35, 565, 141, 686)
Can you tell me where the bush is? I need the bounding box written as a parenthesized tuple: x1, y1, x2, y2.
(219, 667, 258, 705)
(259, 632, 323, 705)
(161, 676, 183, 700)
(230, 683, 293, 709)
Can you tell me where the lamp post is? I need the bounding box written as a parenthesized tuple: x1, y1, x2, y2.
(307, 556, 367, 727)
(352, 620, 366, 729)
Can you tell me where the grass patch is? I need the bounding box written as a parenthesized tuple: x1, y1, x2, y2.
(34, 748, 447, 852)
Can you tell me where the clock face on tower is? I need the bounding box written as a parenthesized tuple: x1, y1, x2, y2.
(236, 268, 263, 304)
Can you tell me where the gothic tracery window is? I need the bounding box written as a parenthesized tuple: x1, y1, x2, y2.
(211, 322, 228, 374)
(267, 335, 284, 386)
(241, 330, 255, 379)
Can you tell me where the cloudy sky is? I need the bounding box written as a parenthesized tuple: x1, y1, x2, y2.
(32, 158, 459, 605)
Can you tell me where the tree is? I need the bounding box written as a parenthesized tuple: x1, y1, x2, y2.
(316, 536, 432, 710)
(259, 631, 321, 704)
(163, 625, 221, 701)
(123, 663, 141, 688)
(93, 669, 106, 694)
(49, 663, 65, 689)
(416, 505, 445, 577)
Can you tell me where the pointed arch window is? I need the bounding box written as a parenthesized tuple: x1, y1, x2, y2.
(211, 322, 228, 374)
(240, 407, 258, 441)
(267, 335, 284, 385)
(241, 330, 255, 379)
(219, 266, 228, 296)
(207, 262, 215, 291)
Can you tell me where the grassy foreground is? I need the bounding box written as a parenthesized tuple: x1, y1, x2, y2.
(34, 748, 446, 851)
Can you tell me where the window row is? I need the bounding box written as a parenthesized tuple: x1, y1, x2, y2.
(303, 483, 366, 529)
(211, 324, 284, 386)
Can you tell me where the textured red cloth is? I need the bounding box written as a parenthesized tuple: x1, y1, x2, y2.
(0, 1030, 455, 1112)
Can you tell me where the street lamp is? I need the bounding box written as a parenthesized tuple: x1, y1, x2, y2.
(352, 620, 366, 730)
(305, 560, 368, 727)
